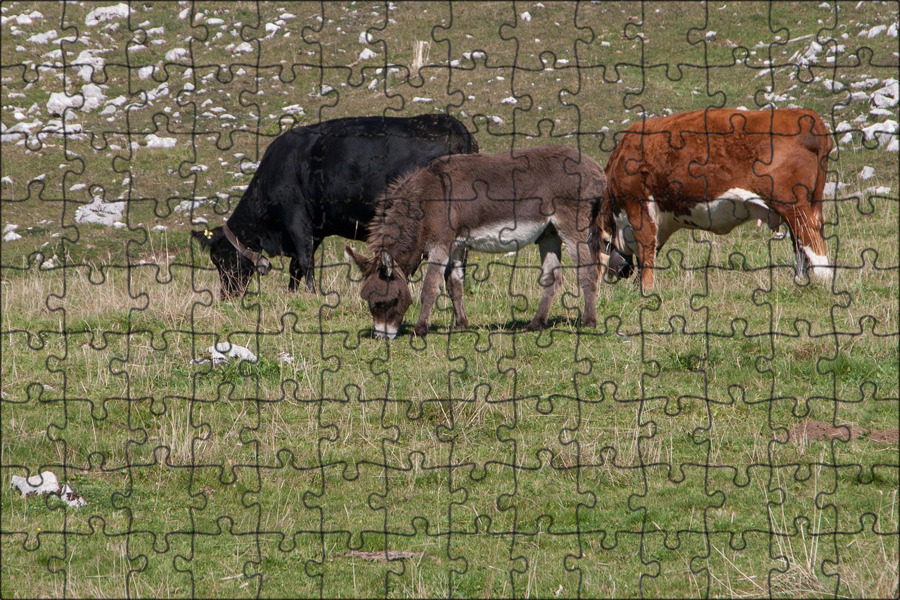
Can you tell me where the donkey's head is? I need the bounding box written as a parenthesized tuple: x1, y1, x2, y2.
(345, 246, 413, 340)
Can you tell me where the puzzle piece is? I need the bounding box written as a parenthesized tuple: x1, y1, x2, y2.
(2, 2, 898, 598)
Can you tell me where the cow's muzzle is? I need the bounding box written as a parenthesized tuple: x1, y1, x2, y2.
(605, 244, 634, 281)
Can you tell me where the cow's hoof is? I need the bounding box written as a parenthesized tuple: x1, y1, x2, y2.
(582, 317, 597, 328)
(413, 325, 428, 337)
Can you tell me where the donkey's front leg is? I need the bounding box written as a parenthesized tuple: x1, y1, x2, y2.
(444, 245, 469, 329)
(413, 248, 450, 337)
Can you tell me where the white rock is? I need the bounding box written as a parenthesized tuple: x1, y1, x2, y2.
(520, 11, 532, 22)
(174, 200, 203, 212)
(178, 7, 190, 20)
(851, 77, 880, 90)
(0, 176, 12, 185)
(863, 185, 892, 196)
(234, 42, 253, 54)
(73, 50, 104, 81)
(359, 30, 375, 44)
(207, 342, 258, 364)
(500, 96, 518, 104)
(61, 483, 87, 507)
(412, 97, 433, 103)
(206, 18, 224, 25)
(85, 4, 131, 27)
(10, 471, 59, 496)
(144, 134, 177, 148)
(861, 119, 898, 148)
(358, 48, 377, 61)
(858, 166, 875, 180)
(75, 197, 125, 226)
(27, 30, 57, 44)
(165, 48, 188, 62)
(138, 66, 154, 80)
(70, 183, 86, 191)
(81, 83, 105, 111)
(871, 79, 898, 108)
(867, 25, 887, 38)
(4, 231, 22, 241)
(47, 92, 81, 115)
(823, 79, 844, 92)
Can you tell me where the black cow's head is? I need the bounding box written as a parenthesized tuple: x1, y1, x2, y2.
(345, 246, 413, 340)
(192, 227, 255, 299)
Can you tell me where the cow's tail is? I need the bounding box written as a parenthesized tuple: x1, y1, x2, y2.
(799, 111, 835, 282)
(811, 112, 834, 206)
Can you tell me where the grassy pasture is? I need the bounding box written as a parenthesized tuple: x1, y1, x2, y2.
(2, 1, 898, 598)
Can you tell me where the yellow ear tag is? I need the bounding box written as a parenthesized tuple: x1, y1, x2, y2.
(204, 229, 213, 239)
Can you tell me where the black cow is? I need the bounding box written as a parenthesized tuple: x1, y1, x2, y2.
(192, 114, 479, 298)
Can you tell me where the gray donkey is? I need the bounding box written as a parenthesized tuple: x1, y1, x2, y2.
(346, 145, 610, 339)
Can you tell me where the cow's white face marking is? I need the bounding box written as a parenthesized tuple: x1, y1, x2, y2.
(457, 221, 549, 253)
(803, 246, 833, 281)
(614, 210, 637, 255)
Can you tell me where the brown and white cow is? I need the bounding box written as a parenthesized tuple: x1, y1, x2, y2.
(603, 108, 834, 290)
(345, 145, 606, 339)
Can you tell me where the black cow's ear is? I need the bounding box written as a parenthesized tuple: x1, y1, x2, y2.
(192, 229, 213, 247)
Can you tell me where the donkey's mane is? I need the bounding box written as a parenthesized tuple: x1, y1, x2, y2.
(366, 169, 426, 274)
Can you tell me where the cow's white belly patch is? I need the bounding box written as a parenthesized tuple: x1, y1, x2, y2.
(457, 221, 549, 253)
(665, 187, 781, 235)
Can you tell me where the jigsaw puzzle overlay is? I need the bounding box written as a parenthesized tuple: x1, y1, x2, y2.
(1, 2, 898, 598)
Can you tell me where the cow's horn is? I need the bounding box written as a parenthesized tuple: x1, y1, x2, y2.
(257, 257, 271, 275)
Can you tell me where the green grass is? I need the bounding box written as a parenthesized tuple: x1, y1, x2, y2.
(2, 1, 899, 598)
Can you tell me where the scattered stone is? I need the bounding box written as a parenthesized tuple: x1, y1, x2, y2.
(85, 3, 131, 27)
(75, 196, 126, 226)
(11, 471, 59, 496)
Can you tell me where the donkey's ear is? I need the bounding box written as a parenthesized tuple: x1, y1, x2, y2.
(344, 246, 371, 272)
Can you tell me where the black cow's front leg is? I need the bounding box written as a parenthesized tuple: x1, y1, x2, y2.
(288, 256, 307, 292)
(288, 233, 319, 294)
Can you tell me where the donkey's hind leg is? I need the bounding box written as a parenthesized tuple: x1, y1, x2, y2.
(566, 237, 599, 328)
(525, 235, 563, 332)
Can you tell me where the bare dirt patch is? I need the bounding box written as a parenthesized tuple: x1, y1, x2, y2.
(868, 428, 899, 444)
(788, 419, 867, 442)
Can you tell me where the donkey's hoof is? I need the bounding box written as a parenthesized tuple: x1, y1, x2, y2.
(523, 320, 545, 332)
